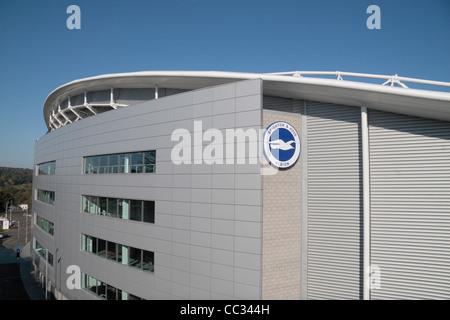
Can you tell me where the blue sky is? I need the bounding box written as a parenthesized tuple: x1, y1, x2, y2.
(0, 0, 449, 169)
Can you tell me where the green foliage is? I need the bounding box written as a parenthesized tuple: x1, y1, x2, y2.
(0, 167, 33, 187)
(0, 167, 33, 212)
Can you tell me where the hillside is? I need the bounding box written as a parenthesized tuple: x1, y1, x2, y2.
(0, 166, 33, 212)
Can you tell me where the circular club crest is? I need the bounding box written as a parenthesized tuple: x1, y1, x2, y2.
(263, 121, 301, 169)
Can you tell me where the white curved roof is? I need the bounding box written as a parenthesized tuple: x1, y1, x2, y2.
(43, 70, 450, 129)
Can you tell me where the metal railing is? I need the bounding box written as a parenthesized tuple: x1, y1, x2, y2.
(266, 71, 450, 90)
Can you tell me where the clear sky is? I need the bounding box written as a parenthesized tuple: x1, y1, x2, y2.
(0, 0, 449, 169)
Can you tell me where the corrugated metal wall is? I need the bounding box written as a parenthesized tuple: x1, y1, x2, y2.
(369, 109, 450, 299)
(306, 102, 363, 299)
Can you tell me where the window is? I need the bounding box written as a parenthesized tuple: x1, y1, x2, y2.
(84, 150, 155, 175)
(37, 161, 56, 175)
(99, 155, 109, 174)
(82, 272, 143, 300)
(142, 250, 154, 273)
(106, 285, 117, 301)
(81, 234, 154, 274)
(84, 156, 98, 174)
(109, 154, 119, 173)
(129, 248, 142, 269)
(35, 240, 53, 266)
(130, 152, 143, 173)
(143, 201, 155, 223)
(97, 239, 107, 258)
(107, 241, 117, 261)
(82, 234, 97, 254)
(97, 280, 106, 299)
(144, 151, 156, 173)
(119, 154, 130, 173)
(107, 198, 118, 218)
(37, 189, 55, 205)
(82, 196, 98, 214)
(130, 200, 142, 222)
(99, 197, 107, 215)
(36, 215, 54, 236)
(82, 196, 155, 224)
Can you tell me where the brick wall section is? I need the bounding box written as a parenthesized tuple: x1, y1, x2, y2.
(262, 110, 301, 299)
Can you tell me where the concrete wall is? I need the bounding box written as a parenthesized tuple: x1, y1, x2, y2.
(262, 110, 301, 299)
(32, 79, 264, 300)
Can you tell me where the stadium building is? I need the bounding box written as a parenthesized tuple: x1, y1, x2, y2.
(32, 71, 450, 300)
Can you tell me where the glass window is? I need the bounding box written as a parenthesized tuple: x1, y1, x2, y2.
(48, 252, 54, 266)
(82, 273, 143, 300)
(107, 241, 117, 261)
(143, 201, 155, 223)
(83, 196, 98, 214)
(119, 154, 130, 173)
(97, 280, 106, 299)
(106, 285, 117, 300)
(36, 215, 54, 236)
(130, 200, 142, 222)
(99, 197, 107, 216)
(89, 236, 98, 254)
(143, 250, 154, 273)
(49, 161, 56, 175)
(109, 154, 119, 173)
(144, 151, 156, 173)
(127, 293, 143, 300)
(99, 155, 109, 174)
(84, 235, 97, 254)
(118, 199, 130, 220)
(85, 156, 98, 174)
(97, 239, 106, 258)
(129, 247, 142, 269)
(130, 152, 143, 173)
(84, 274, 98, 295)
(84, 151, 155, 175)
(37, 189, 55, 205)
(107, 198, 118, 218)
(37, 161, 56, 175)
(82, 195, 154, 224)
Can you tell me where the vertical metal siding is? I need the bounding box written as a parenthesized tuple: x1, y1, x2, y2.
(369, 110, 450, 299)
(306, 102, 363, 299)
(263, 96, 303, 113)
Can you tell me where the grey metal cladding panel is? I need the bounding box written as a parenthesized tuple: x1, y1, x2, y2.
(34, 79, 263, 300)
(306, 102, 363, 300)
(369, 109, 450, 300)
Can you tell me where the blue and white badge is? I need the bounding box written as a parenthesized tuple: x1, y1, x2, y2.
(263, 121, 300, 169)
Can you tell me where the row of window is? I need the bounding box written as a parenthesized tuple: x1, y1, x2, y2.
(33, 239, 144, 300)
(37, 189, 55, 205)
(36, 149, 157, 176)
(81, 234, 154, 273)
(82, 196, 155, 223)
(35, 240, 54, 266)
(36, 215, 54, 236)
(37, 161, 56, 175)
(82, 273, 144, 300)
(84, 150, 156, 174)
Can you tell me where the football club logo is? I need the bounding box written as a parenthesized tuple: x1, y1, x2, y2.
(263, 121, 300, 169)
